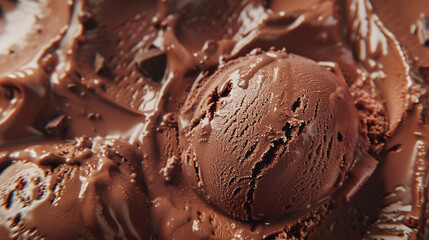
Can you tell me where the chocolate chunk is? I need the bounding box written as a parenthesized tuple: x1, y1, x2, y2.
(44, 114, 66, 136)
(418, 14, 429, 47)
(94, 53, 112, 77)
(134, 47, 167, 84)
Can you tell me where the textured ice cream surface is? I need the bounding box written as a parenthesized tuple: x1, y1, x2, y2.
(179, 50, 361, 221)
(0, 136, 151, 240)
(1, 0, 429, 239)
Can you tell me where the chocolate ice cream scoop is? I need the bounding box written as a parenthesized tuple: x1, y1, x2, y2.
(179, 50, 361, 221)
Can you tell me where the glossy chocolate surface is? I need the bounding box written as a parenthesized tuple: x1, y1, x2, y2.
(0, 0, 428, 239)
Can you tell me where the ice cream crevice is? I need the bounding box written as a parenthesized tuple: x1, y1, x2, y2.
(251, 139, 284, 179)
(242, 143, 258, 164)
(188, 81, 233, 133)
(326, 135, 334, 160)
(313, 100, 320, 119)
(245, 138, 285, 220)
(337, 132, 343, 142)
(291, 97, 301, 113)
(232, 186, 242, 199)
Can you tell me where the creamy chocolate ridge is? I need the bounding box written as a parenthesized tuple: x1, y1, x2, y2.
(0, 0, 428, 239)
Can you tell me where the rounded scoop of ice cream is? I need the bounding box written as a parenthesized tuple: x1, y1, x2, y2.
(0, 136, 151, 239)
(179, 50, 361, 221)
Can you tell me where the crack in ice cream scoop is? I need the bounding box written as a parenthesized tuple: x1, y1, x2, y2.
(179, 50, 361, 221)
